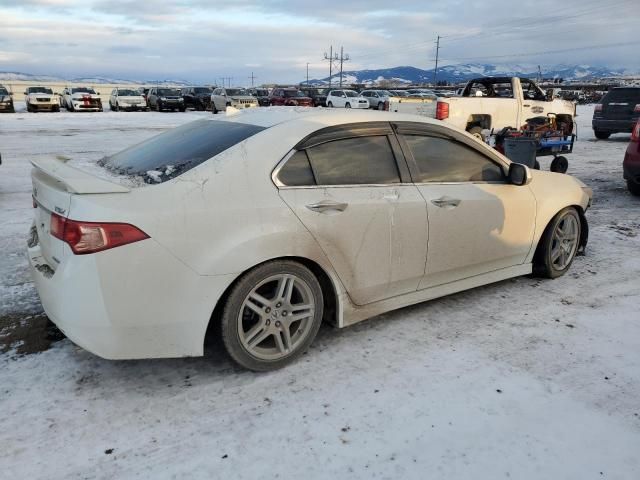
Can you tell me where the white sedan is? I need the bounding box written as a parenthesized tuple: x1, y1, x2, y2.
(325, 90, 370, 109)
(28, 108, 592, 371)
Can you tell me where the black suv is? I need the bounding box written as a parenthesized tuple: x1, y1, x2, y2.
(592, 87, 640, 139)
(182, 86, 213, 111)
(147, 87, 186, 112)
(0, 84, 14, 113)
(248, 88, 270, 107)
(299, 87, 329, 107)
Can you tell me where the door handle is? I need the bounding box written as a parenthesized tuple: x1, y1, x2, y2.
(306, 200, 349, 213)
(523, 104, 531, 107)
(431, 196, 461, 208)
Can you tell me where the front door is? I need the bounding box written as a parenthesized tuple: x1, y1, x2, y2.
(275, 129, 428, 306)
(395, 125, 536, 288)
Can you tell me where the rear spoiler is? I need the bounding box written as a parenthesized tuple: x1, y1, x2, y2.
(30, 156, 130, 194)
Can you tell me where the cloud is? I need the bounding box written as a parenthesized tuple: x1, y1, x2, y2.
(0, 0, 637, 83)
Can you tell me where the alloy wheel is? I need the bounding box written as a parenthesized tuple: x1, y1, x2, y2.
(550, 213, 579, 270)
(238, 274, 315, 361)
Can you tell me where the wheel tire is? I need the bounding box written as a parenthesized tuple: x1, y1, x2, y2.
(345, 102, 351, 108)
(533, 207, 581, 279)
(534, 160, 541, 170)
(220, 260, 324, 372)
(114, 103, 119, 112)
(156, 102, 162, 112)
(26, 102, 32, 112)
(179, 107, 186, 112)
(327, 101, 333, 108)
(212, 104, 218, 114)
(468, 126, 485, 141)
(594, 130, 610, 140)
(377, 102, 384, 110)
(550, 156, 569, 174)
(627, 179, 640, 196)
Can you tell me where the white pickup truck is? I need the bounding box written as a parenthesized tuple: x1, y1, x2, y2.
(385, 94, 437, 117)
(435, 77, 576, 138)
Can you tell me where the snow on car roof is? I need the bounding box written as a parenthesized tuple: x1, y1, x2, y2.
(217, 105, 442, 129)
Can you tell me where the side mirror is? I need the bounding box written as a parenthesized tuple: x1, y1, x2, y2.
(508, 163, 532, 186)
(24, 91, 28, 95)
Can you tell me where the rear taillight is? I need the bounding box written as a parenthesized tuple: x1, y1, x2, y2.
(634, 104, 640, 113)
(594, 104, 603, 112)
(632, 120, 640, 142)
(436, 101, 449, 120)
(50, 213, 149, 255)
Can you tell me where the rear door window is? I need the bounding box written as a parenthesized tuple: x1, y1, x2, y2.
(306, 135, 400, 185)
(602, 88, 640, 104)
(99, 120, 265, 183)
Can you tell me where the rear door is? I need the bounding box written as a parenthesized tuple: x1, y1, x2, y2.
(276, 123, 428, 305)
(394, 122, 536, 288)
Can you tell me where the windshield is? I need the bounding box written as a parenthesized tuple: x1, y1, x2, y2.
(117, 89, 139, 96)
(0, 87, 8, 95)
(28, 87, 53, 94)
(284, 90, 305, 98)
(226, 89, 248, 96)
(344, 90, 358, 97)
(255, 89, 268, 96)
(98, 120, 266, 184)
(157, 88, 181, 96)
(72, 87, 96, 94)
(194, 87, 212, 94)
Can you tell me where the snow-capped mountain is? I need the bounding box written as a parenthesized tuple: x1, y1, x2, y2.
(0, 71, 191, 86)
(305, 63, 633, 86)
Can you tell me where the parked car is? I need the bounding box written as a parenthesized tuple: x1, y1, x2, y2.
(182, 86, 213, 111)
(325, 90, 369, 109)
(248, 88, 271, 107)
(25, 86, 59, 112)
(138, 87, 151, 104)
(623, 119, 640, 196)
(299, 87, 329, 107)
(269, 87, 313, 107)
(60, 87, 103, 112)
(28, 109, 591, 371)
(0, 84, 14, 113)
(147, 87, 185, 112)
(360, 90, 392, 110)
(592, 87, 640, 139)
(407, 89, 438, 99)
(109, 88, 148, 111)
(436, 77, 576, 139)
(211, 87, 258, 113)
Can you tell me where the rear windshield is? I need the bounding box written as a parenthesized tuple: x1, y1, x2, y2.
(601, 88, 640, 103)
(0, 87, 8, 95)
(98, 120, 266, 184)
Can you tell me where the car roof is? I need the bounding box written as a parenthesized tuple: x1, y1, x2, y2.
(217, 106, 444, 129)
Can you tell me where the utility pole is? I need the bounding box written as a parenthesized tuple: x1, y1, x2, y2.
(323, 46, 339, 87)
(537, 65, 542, 83)
(248, 72, 256, 87)
(338, 46, 350, 88)
(306, 63, 309, 85)
(433, 35, 441, 87)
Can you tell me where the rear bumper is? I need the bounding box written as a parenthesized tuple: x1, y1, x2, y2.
(27, 231, 236, 359)
(592, 118, 638, 133)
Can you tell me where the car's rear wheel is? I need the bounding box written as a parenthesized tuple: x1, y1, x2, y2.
(156, 102, 162, 112)
(221, 260, 323, 371)
(594, 130, 610, 140)
(377, 102, 384, 110)
(533, 207, 581, 279)
(327, 101, 333, 108)
(627, 179, 640, 196)
(345, 102, 351, 108)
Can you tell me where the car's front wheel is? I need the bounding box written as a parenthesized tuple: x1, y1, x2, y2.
(534, 207, 581, 278)
(221, 260, 324, 371)
(627, 179, 640, 196)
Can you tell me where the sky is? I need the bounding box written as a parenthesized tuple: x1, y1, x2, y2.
(0, 0, 638, 84)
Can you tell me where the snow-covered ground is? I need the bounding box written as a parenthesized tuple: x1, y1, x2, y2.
(1, 104, 639, 479)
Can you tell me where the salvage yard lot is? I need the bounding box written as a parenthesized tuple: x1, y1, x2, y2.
(1, 104, 639, 479)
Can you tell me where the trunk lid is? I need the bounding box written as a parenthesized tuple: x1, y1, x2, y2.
(601, 88, 640, 120)
(30, 156, 129, 269)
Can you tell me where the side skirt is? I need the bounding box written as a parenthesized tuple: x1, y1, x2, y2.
(340, 264, 532, 328)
